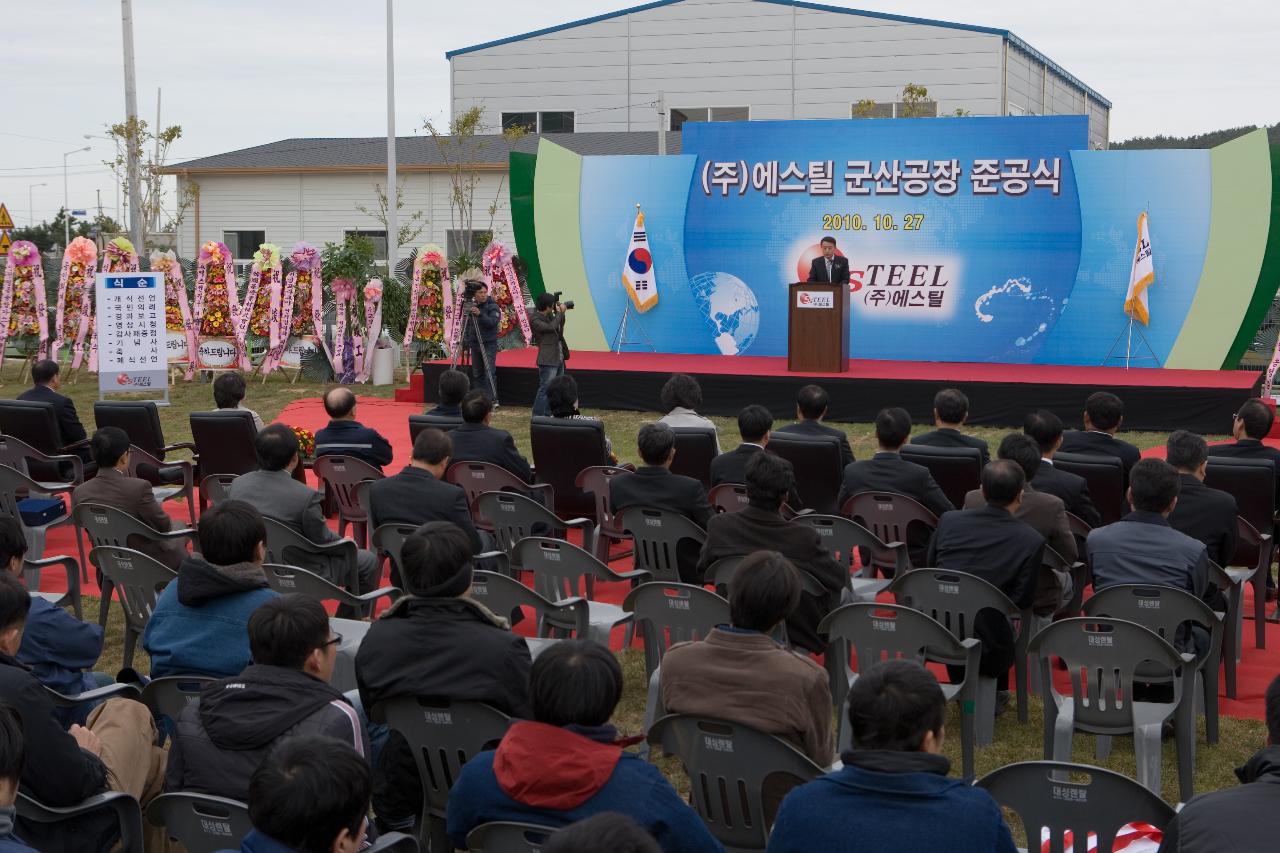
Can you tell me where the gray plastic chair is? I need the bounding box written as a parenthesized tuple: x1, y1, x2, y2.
(841, 490, 940, 577)
(371, 521, 419, 587)
(199, 473, 236, 506)
(0, 430, 86, 491)
(976, 760, 1175, 853)
(16, 790, 144, 853)
(368, 832, 420, 852)
(145, 793, 252, 853)
(141, 676, 217, 730)
(512, 536, 649, 646)
(889, 568, 1031, 740)
(618, 506, 708, 584)
(791, 512, 898, 600)
(469, 569, 590, 652)
(73, 502, 194, 627)
(818, 601, 981, 778)
(43, 681, 141, 710)
(623, 581, 730, 680)
(87, 545, 177, 669)
(1223, 514, 1272, 653)
(647, 714, 825, 852)
(369, 697, 511, 853)
(447, 461, 553, 532)
(264, 562, 401, 615)
(124, 443, 196, 527)
(466, 822, 553, 853)
(476, 490, 596, 563)
(262, 517, 359, 601)
(1083, 583, 1224, 745)
(1028, 616, 1196, 801)
(708, 482, 750, 515)
(313, 455, 384, 548)
(574, 465, 632, 563)
(0, 462, 83, 572)
(22, 554, 82, 620)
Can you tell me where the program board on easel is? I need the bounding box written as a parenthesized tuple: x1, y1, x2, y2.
(96, 271, 170, 405)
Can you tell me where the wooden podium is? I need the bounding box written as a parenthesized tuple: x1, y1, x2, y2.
(787, 281, 849, 373)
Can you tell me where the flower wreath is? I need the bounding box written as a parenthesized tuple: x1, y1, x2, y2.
(193, 240, 244, 368)
(53, 237, 97, 367)
(237, 243, 281, 358)
(91, 237, 139, 371)
(151, 249, 197, 380)
(404, 244, 451, 357)
(0, 241, 48, 371)
(262, 242, 328, 375)
(481, 240, 531, 346)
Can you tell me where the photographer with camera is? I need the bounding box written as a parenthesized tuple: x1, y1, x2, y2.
(461, 280, 502, 401)
(530, 291, 573, 417)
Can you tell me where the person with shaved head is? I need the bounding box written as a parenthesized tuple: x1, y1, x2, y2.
(314, 387, 394, 471)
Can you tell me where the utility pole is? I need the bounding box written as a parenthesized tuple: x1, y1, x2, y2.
(385, 0, 398, 271)
(121, 0, 143, 250)
(657, 92, 666, 156)
(97, 189, 103, 219)
(153, 87, 162, 232)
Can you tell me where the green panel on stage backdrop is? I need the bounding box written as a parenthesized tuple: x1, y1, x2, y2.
(1222, 143, 1280, 368)
(1167, 129, 1272, 369)
(533, 139, 607, 351)
(509, 152, 546, 299)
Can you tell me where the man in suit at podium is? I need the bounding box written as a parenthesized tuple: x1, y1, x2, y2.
(807, 236, 849, 284)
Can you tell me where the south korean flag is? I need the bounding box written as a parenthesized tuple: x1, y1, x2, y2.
(621, 206, 659, 313)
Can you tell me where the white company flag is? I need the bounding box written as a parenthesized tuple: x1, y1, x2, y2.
(1123, 211, 1155, 325)
(621, 207, 659, 313)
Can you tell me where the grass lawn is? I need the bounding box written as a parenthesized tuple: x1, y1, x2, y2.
(4, 362, 1258, 814)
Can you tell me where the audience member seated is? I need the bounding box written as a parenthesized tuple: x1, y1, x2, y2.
(776, 384, 854, 469)
(229, 424, 380, 608)
(962, 434, 1075, 615)
(356, 522, 532, 833)
(0, 704, 34, 851)
(1023, 409, 1102, 527)
(1087, 458, 1222, 655)
(542, 813, 661, 853)
(72, 426, 187, 570)
(16, 359, 90, 464)
(710, 404, 770, 486)
(546, 374, 617, 464)
(314, 387, 394, 470)
(0, 518, 106, 725)
(1157, 673, 1280, 851)
(657, 373, 720, 452)
(611, 423, 712, 581)
(232, 735, 372, 853)
(212, 371, 265, 432)
(449, 390, 534, 483)
(765, 660, 1016, 853)
(838, 407, 952, 567)
(1166, 430, 1239, 568)
(166, 594, 368, 803)
(426, 368, 470, 418)
(1206, 396, 1280, 505)
(910, 388, 990, 466)
(447, 640, 721, 853)
(0, 573, 168, 852)
(697, 452, 845, 653)
(1059, 391, 1142, 475)
(367, 427, 484, 554)
(143, 500, 279, 679)
(928, 461, 1044, 704)
(661, 550, 833, 767)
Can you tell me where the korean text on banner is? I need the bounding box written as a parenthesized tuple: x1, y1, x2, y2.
(95, 271, 169, 399)
(621, 207, 659, 313)
(1124, 212, 1155, 325)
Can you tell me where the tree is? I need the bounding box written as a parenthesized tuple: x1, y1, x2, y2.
(898, 83, 934, 118)
(104, 117, 198, 251)
(852, 99, 878, 118)
(355, 181, 427, 263)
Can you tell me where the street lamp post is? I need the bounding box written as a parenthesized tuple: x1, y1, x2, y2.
(27, 183, 47, 227)
(63, 146, 91, 249)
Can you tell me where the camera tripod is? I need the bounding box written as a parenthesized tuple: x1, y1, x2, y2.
(449, 302, 499, 405)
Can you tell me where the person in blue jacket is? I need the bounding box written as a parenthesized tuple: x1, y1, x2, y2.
(766, 659, 1017, 853)
(0, 517, 108, 725)
(448, 640, 722, 853)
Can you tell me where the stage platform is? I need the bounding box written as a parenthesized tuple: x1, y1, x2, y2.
(396, 349, 1262, 433)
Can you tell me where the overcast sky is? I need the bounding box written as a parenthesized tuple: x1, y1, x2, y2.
(2, 0, 1276, 229)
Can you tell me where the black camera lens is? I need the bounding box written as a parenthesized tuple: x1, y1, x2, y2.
(562, 300, 575, 310)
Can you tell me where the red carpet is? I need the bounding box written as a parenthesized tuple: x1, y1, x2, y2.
(32, 396, 1280, 721)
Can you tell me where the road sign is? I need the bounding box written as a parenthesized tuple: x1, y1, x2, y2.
(0, 204, 12, 230)
(70, 209, 87, 217)
(0, 233, 10, 257)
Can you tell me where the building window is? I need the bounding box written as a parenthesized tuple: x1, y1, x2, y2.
(222, 230, 265, 260)
(345, 229, 387, 261)
(502, 112, 537, 133)
(447, 229, 492, 258)
(851, 101, 938, 119)
(539, 111, 574, 134)
(669, 106, 750, 131)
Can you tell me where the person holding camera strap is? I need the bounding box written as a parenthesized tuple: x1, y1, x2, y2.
(530, 292, 571, 417)
(461, 281, 502, 402)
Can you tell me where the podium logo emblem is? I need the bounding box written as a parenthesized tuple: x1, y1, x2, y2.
(796, 290, 834, 309)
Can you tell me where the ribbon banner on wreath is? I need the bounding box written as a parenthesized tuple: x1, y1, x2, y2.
(331, 277, 357, 382)
(0, 241, 49, 371)
(404, 244, 451, 361)
(236, 242, 281, 371)
(54, 236, 97, 367)
(151, 249, 197, 380)
(193, 240, 243, 370)
(263, 241, 328, 375)
(482, 240, 532, 346)
(91, 237, 140, 371)
(355, 278, 384, 382)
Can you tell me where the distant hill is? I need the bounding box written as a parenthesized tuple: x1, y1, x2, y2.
(1111, 124, 1279, 149)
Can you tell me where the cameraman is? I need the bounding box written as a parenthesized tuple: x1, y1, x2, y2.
(462, 281, 502, 400)
(530, 292, 569, 416)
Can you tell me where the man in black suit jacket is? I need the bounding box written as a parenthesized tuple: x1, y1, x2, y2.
(447, 391, 533, 483)
(776, 384, 854, 470)
(1166, 430, 1238, 569)
(1059, 391, 1141, 476)
(1206, 397, 1280, 506)
(425, 369, 469, 419)
(911, 388, 990, 467)
(806, 236, 850, 284)
(17, 359, 91, 463)
(697, 452, 846, 653)
(611, 423, 712, 582)
(1025, 409, 1102, 528)
(710, 404, 803, 509)
(367, 427, 483, 554)
(927, 460, 1045, 697)
(838, 407, 952, 567)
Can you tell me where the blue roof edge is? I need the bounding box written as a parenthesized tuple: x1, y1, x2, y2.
(444, 0, 681, 58)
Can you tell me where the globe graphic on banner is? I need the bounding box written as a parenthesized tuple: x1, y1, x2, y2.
(689, 271, 760, 355)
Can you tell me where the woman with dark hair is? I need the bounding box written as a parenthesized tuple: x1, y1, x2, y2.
(657, 373, 720, 451)
(212, 371, 265, 431)
(545, 374, 618, 464)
